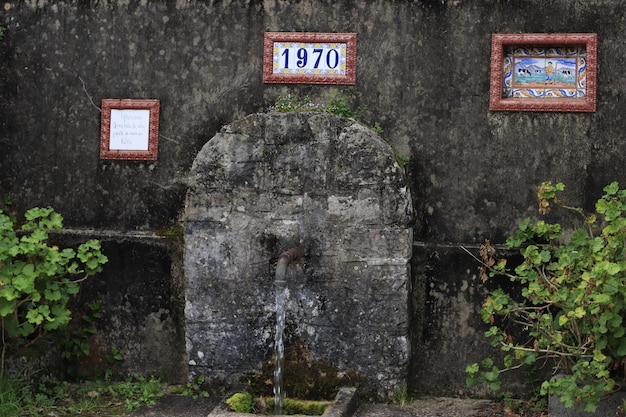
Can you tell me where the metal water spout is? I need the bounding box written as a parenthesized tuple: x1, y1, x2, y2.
(274, 247, 304, 415)
(278, 247, 304, 265)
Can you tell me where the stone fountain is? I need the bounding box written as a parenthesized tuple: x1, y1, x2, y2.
(183, 112, 413, 400)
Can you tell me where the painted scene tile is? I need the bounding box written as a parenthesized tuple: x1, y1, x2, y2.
(490, 33, 597, 112)
(502, 44, 585, 99)
(512, 56, 577, 88)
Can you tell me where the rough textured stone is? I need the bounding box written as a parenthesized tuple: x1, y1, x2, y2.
(74, 237, 188, 382)
(184, 113, 412, 398)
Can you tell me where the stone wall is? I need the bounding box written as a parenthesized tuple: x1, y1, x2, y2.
(2, 0, 626, 396)
(184, 112, 412, 398)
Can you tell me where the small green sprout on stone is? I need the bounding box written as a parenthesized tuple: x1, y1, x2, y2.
(324, 89, 367, 118)
(270, 93, 325, 113)
(269, 91, 409, 170)
(269, 89, 365, 118)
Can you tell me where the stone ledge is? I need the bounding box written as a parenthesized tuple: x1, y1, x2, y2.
(208, 387, 358, 417)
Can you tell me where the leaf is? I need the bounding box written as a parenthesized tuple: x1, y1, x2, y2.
(503, 355, 513, 368)
(593, 350, 606, 363)
(594, 261, 621, 276)
(589, 236, 605, 253)
(44, 287, 62, 301)
(614, 339, 626, 357)
(481, 357, 494, 368)
(0, 205, 106, 359)
(572, 307, 586, 319)
(16, 322, 34, 337)
(65, 282, 80, 295)
(592, 293, 611, 304)
(26, 308, 44, 325)
(603, 182, 620, 196)
(484, 366, 500, 382)
(13, 270, 36, 292)
(0, 300, 15, 316)
(465, 363, 479, 376)
(0, 286, 19, 302)
(522, 352, 537, 365)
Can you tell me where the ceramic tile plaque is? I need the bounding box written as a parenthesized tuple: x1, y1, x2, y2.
(100, 99, 160, 160)
(263, 32, 357, 85)
(490, 33, 597, 112)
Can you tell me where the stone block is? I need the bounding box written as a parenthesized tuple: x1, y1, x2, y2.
(184, 113, 412, 399)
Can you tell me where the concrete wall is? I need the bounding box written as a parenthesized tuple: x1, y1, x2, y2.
(1, 0, 625, 396)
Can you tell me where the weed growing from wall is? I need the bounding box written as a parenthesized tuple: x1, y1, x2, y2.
(324, 89, 367, 118)
(270, 93, 325, 113)
(269, 90, 410, 168)
(269, 89, 366, 118)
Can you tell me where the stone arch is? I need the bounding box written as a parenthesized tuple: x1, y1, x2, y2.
(183, 112, 413, 397)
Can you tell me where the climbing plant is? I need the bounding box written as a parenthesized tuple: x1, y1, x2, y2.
(0, 206, 108, 375)
(467, 181, 626, 412)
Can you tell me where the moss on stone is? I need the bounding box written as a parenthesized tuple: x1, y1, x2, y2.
(244, 339, 369, 401)
(266, 397, 330, 415)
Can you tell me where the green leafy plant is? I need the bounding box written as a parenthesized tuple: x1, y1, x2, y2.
(466, 181, 626, 412)
(118, 375, 164, 411)
(0, 375, 52, 416)
(178, 374, 210, 399)
(269, 93, 407, 170)
(325, 89, 367, 118)
(271, 93, 325, 113)
(31, 374, 164, 415)
(0, 206, 108, 375)
(106, 345, 124, 364)
(101, 346, 124, 381)
(269, 89, 366, 118)
(60, 301, 102, 362)
(393, 150, 409, 169)
(372, 122, 384, 137)
(392, 382, 413, 406)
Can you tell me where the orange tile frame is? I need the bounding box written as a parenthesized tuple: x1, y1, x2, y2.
(489, 33, 597, 112)
(100, 99, 160, 160)
(263, 32, 357, 85)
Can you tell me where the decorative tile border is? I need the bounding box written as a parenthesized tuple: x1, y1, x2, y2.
(100, 99, 160, 160)
(490, 33, 597, 112)
(263, 32, 357, 85)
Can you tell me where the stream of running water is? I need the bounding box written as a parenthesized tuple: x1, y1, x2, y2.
(273, 262, 289, 415)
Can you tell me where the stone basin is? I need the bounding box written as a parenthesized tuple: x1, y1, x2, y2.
(208, 387, 358, 417)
